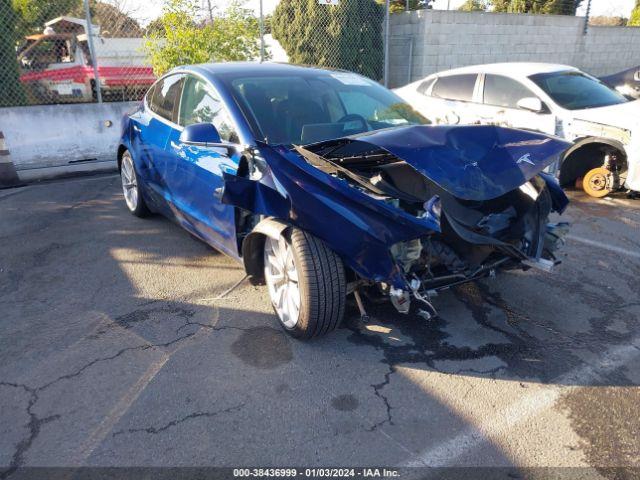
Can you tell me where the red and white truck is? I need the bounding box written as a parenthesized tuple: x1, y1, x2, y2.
(17, 16, 156, 103)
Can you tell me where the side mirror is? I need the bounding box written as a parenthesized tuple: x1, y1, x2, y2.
(179, 123, 222, 146)
(634, 70, 640, 82)
(517, 97, 544, 113)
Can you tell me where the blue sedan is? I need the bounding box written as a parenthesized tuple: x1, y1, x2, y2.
(118, 62, 570, 339)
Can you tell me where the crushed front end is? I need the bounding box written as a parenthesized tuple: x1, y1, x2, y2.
(223, 124, 571, 317)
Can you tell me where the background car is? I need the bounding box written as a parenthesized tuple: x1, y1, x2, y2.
(395, 63, 640, 198)
(118, 62, 569, 339)
(601, 66, 640, 100)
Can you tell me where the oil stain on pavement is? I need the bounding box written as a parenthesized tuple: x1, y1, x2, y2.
(231, 326, 293, 369)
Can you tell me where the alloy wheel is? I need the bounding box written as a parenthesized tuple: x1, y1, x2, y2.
(121, 153, 139, 212)
(264, 235, 301, 328)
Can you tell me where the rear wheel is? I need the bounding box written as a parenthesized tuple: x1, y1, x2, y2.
(120, 150, 149, 217)
(264, 228, 346, 339)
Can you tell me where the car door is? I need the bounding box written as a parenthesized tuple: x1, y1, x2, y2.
(129, 74, 185, 208)
(428, 73, 479, 125)
(478, 74, 556, 135)
(164, 74, 242, 258)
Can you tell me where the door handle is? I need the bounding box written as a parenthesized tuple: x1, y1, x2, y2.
(213, 187, 224, 200)
(132, 125, 141, 133)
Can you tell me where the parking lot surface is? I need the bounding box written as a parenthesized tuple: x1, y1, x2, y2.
(1, 174, 639, 477)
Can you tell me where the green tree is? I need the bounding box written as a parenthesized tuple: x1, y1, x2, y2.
(272, 0, 384, 80)
(1, 0, 26, 106)
(70, 1, 144, 37)
(492, 0, 581, 14)
(144, 17, 164, 37)
(144, 0, 261, 76)
(262, 13, 272, 34)
(11, 0, 81, 36)
(458, 0, 489, 11)
(629, 0, 640, 26)
(385, 0, 432, 13)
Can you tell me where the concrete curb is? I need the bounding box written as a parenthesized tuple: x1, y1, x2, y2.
(17, 161, 118, 183)
(0, 132, 25, 189)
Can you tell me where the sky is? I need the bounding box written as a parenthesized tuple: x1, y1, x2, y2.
(122, 0, 637, 25)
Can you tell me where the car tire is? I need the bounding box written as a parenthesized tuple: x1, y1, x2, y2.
(120, 150, 150, 218)
(264, 228, 346, 339)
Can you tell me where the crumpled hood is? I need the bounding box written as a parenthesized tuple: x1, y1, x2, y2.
(330, 124, 571, 201)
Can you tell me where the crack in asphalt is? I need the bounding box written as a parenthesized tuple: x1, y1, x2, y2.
(0, 382, 60, 480)
(111, 403, 245, 437)
(37, 333, 195, 392)
(345, 268, 638, 433)
(0, 301, 246, 477)
(366, 363, 395, 432)
(176, 320, 250, 335)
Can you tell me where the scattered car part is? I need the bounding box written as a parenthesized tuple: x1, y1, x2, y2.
(582, 166, 613, 198)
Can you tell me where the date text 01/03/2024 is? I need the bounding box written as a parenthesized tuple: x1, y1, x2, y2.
(232, 468, 400, 477)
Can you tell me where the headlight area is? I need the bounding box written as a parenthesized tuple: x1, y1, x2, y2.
(378, 178, 570, 319)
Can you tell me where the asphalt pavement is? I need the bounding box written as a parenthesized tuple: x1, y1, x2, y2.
(1, 174, 639, 479)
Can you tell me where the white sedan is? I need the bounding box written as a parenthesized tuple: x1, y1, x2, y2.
(395, 63, 640, 198)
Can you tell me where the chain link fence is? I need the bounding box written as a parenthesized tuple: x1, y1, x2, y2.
(269, 0, 386, 81)
(1, 0, 158, 107)
(0, 0, 389, 109)
(0, 0, 617, 110)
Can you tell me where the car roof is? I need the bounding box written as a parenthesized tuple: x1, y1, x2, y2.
(432, 62, 579, 79)
(176, 61, 349, 79)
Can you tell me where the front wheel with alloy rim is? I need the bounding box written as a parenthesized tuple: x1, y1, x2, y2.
(120, 150, 149, 217)
(264, 228, 346, 339)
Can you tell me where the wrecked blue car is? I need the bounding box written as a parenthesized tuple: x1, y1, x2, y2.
(118, 62, 571, 339)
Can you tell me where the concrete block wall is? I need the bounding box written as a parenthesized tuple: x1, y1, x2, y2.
(0, 101, 137, 171)
(389, 10, 640, 87)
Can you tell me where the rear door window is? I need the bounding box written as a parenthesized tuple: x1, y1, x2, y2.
(432, 74, 477, 102)
(417, 77, 436, 95)
(149, 74, 184, 122)
(483, 74, 534, 109)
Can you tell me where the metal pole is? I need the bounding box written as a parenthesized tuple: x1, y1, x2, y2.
(406, 0, 410, 11)
(407, 38, 413, 85)
(383, 0, 390, 87)
(259, 0, 265, 62)
(583, 0, 591, 35)
(83, 0, 102, 103)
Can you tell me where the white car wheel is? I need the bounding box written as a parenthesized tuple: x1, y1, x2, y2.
(263, 229, 346, 339)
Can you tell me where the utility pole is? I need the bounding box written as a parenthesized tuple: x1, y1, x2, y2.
(259, 0, 265, 62)
(583, 0, 592, 35)
(384, 0, 390, 87)
(83, 0, 102, 104)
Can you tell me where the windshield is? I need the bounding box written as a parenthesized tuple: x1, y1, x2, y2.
(530, 71, 628, 110)
(223, 71, 428, 145)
